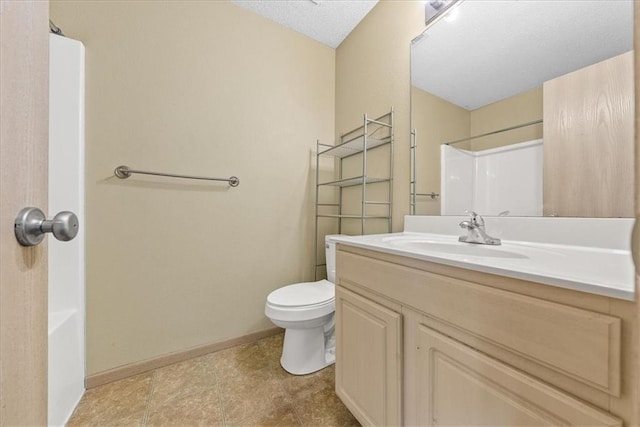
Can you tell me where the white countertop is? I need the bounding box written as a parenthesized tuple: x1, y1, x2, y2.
(331, 216, 636, 301)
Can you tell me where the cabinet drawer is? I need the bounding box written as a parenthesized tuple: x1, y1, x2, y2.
(415, 325, 621, 426)
(337, 249, 621, 396)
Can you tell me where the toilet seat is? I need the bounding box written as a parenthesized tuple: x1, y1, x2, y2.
(267, 280, 334, 307)
(266, 280, 335, 322)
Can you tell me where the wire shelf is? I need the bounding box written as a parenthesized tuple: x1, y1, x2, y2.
(318, 176, 391, 188)
(318, 136, 390, 159)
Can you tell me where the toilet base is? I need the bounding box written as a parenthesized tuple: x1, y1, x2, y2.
(280, 325, 335, 375)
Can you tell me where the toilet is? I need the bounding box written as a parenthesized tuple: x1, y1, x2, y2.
(265, 235, 340, 375)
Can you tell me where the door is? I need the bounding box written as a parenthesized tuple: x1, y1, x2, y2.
(543, 51, 634, 217)
(0, 1, 50, 425)
(335, 286, 402, 426)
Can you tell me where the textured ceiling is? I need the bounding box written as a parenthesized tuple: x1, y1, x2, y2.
(412, 0, 633, 110)
(231, 0, 378, 48)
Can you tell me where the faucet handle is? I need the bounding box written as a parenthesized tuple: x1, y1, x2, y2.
(465, 210, 483, 227)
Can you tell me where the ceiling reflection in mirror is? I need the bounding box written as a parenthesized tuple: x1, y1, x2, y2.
(410, 0, 634, 218)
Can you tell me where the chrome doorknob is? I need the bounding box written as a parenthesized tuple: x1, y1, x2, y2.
(14, 207, 79, 246)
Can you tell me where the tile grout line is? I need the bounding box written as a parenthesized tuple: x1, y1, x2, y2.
(277, 370, 305, 427)
(211, 354, 228, 427)
(146, 355, 226, 425)
(141, 370, 157, 426)
(287, 395, 306, 426)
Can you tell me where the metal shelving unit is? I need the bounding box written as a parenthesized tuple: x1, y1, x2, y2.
(314, 108, 394, 279)
(410, 129, 417, 215)
(410, 128, 441, 215)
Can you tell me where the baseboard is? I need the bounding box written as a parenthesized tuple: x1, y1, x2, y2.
(85, 327, 283, 389)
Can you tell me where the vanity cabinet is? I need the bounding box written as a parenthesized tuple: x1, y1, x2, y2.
(335, 286, 402, 426)
(335, 244, 634, 426)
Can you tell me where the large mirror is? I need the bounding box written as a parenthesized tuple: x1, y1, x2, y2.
(410, 0, 634, 217)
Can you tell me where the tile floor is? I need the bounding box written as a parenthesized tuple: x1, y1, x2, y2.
(67, 333, 360, 426)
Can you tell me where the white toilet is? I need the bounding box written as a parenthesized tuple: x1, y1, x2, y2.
(265, 235, 340, 375)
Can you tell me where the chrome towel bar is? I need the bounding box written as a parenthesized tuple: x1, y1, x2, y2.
(416, 192, 439, 199)
(114, 165, 239, 187)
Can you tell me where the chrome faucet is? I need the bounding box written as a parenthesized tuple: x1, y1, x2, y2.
(459, 211, 501, 245)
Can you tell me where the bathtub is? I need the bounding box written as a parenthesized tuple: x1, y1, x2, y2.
(48, 310, 84, 425)
(49, 33, 86, 426)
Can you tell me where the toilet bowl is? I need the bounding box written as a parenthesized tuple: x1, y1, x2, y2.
(265, 235, 340, 375)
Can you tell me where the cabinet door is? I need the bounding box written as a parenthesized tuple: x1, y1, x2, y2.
(335, 286, 402, 426)
(415, 325, 621, 427)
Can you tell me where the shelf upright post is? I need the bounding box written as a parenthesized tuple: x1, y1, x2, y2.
(338, 133, 343, 235)
(388, 107, 394, 232)
(362, 114, 368, 235)
(410, 128, 416, 215)
(314, 139, 320, 280)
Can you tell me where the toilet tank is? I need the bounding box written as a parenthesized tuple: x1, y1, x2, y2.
(324, 235, 342, 283)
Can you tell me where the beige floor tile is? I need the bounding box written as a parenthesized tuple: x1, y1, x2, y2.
(213, 339, 284, 384)
(255, 333, 289, 374)
(256, 333, 284, 359)
(294, 385, 360, 427)
(67, 409, 147, 427)
(214, 341, 265, 372)
(231, 404, 301, 427)
(217, 356, 289, 392)
(219, 369, 292, 425)
(146, 388, 224, 427)
(66, 332, 358, 427)
(66, 373, 152, 426)
(280, 365, 335, 402)
(149, 352, 218, 407)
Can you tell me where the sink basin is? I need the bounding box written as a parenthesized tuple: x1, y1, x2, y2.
(387, 239, 528, 259)
(332, 230, 635, 301)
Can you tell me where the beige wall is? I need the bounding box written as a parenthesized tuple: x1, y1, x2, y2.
(411, 86, 469, 215)
(51, 0, 335, 375)
(470, 87, 543, 151)
(336, 0, 426, 232)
